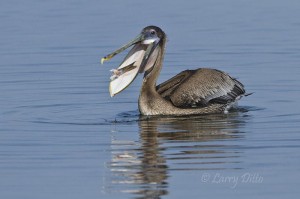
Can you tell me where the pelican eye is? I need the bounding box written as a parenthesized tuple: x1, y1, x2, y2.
(150, 30, 156, 35)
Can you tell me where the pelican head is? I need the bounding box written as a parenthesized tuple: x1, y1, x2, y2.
(101, 26, 165, 97)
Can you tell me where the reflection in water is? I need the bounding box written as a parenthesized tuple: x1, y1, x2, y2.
(105, 110, 250, 198)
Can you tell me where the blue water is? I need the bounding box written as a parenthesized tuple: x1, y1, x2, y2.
(1, 0, 300, 198)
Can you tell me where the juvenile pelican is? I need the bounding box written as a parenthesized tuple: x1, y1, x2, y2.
(101, 26, 249, 116)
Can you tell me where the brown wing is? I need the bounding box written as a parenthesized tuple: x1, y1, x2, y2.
(156, 68, 245, 108)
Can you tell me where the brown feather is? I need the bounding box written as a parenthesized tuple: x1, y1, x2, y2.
(156, 68, 245, 108)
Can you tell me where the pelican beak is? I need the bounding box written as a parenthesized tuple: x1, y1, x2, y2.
(101, 32, 160, 97)
(101, 34, 144, 64)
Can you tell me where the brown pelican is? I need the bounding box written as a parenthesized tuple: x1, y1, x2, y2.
(101, 26, 249, 116)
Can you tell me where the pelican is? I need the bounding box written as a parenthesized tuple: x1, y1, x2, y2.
(101, 26, 249, 116)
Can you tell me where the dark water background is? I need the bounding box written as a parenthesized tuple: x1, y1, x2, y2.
(1, 0, 300, 198)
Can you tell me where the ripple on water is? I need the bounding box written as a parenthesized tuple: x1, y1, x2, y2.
(103, 107, 256, 196)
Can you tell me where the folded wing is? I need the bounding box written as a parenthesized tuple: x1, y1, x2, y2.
(156, 68, 245, 108)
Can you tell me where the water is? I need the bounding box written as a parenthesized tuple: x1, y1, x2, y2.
(1, 0, 300, 198)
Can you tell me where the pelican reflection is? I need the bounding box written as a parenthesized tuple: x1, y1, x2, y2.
(105, 111, 248, 198)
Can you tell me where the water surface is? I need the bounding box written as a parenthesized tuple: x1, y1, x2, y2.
(1, 0, 300, 199)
